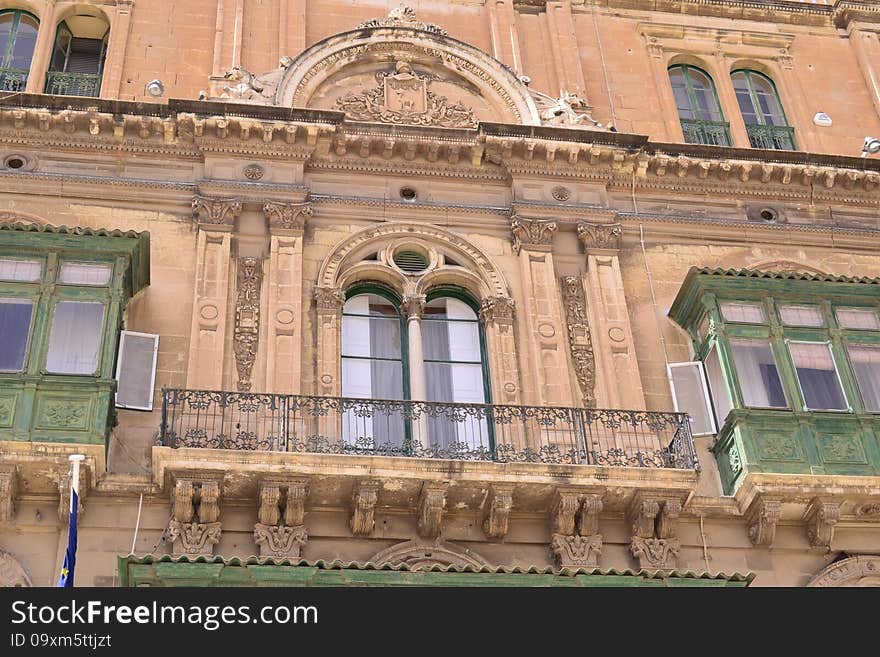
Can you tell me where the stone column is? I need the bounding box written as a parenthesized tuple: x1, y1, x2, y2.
(510, 215, 573, 407)
(577, 222, 645, 410)
(480, 296, 521, 405)
(404, 294, 429, 445)
(314, 286, 345, 398)
(487, 0, 521, 72)
(644, 42, 682, 143)
(263, 202, 312, 394)
(24, 0, 56, 94)
(100, 0, 134, 100)
(186, 197, 241, 391)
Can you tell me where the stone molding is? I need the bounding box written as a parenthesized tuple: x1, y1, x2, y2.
(0, 465, 17, 522)
(807, 555, 880, 587)
(369, 539, 491, 569)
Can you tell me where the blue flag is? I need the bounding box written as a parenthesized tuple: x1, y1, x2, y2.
(57, 486, 79, 587)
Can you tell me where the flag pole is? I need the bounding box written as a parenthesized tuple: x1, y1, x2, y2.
(68, 454, 84, 514)
(58, 454, 85, 588)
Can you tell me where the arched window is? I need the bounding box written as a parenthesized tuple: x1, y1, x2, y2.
(0, 9, 39, 91)
(45, 14, 109, 97)
(668, 65, 731, 146)
(731, 70, 795, 150)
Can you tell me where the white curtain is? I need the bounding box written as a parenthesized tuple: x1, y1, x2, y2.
(778, 306, 823, 327)
(45, 301, 104, 374)
(788, 342, 847, 410)
(837, 309, 880, 330)
(729, 339, 787, 408)
(848, 344, 880, 412)
(720, 302, 765, 324)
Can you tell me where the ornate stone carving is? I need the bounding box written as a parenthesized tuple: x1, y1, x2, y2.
(532, 89, 605, 129)
(351, 481, 379, 536)
(243, 164, 264, 180)
(807, 555, 880, 587)
(0, 465, 17, 522)
(577, 222, 622, 251)
(746, 496, 782, 547)
(854, 501, 880, 519)
(233, 257, 263, 392)
(578, 494, 603, 537)
(253, 524, 308, 559)
(336, 60, 477, 128)
(168, 477, 222, 557)
(358, 5, 447, 36)
(805, 498, 840, 551)
(0, 550, 31, 587)
(314, 286, 346, 313)
(254, 478, 309, 558)
(560, 276, 596, 407)
(369, 540, 491, 569)
(510, 215, 557, 254)
(58, 470, 86, 522)
(630, 536, 680, 570)
(191, 195, 242, 225)
(479, 296, 515, 324)
(402, 294, 426, 319)
(219, 56, 293, 104)
(263, 201, 313, 231)
(551, 533, 603, 568)
(482, 484, 515, 539)
(627, 494, 681, 569)
(552, 490, 581, 536)
(417, 482, 447, 539)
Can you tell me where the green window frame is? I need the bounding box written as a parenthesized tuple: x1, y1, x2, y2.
(668, 64, 731, 147)
(45, 17, 108, 97)
(731, 69, 796, 151)
(0, 9, 39, 91)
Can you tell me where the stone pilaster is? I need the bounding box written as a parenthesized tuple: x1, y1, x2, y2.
(314, 286, 346, 397)
(480, 296, 521, 404)
(0, 465, 17, 523)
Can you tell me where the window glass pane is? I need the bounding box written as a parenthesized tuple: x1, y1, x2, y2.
(0, 298, 33, 371)
(848, 344, 880, 412)
(837, 308, 880, 330)
(10, 13, 37, 69)
(730, 339, 787, 408)
(720, 302, 766, 324)
(45, 301, 104, 374)
(688, 69, 722, 121)
(779, 305, 824, 327)
(423, 298, 480, 363)
(342, 294, 401, 360)
(58, 262, 112, 285)
(0, 258, 41, 281)
(789, 342, 848, 411)
(704, 346, 731, 425)
(669, 362, 715, 435)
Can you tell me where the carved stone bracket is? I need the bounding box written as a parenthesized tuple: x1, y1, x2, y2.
(552, 489, 581, 536)
(746, 495, 782, 547)
(417, 482, 448, 539)
(254, 479, 309, 558)
(627, 493, 682, 569)
(233, 257, 263, 392)
(263, 201, 313, 231)
(560, 276, 595, 407)
(351, 480, 379, 536)
(551, 534, 603, 569)
(577, 222, 622, 252)
(479, 296, 516, 324)
(510, 215, 557, 254)
(0, 465, 17, 522)
(192, 195, 242, 225)
(482, 484, 515, 539)
(314, 286, 346, 314)
(550, 489, 604, 568)
(168, 475, 223, 557)
(805, 498, 841, 552)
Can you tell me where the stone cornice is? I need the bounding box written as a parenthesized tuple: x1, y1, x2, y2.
(577, 1, 834, 28)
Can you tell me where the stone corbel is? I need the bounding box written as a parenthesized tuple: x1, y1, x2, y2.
(805, 498, 840, 552)
(263, 201, 313, 232)
(351, 480, 379, 536)
(550, 489, 604, 568)
(627, 493, 681, 570)
(746, 495, 782, 547)
(254, 478, 309, 559)
(551, 489, 581, 536)
(191, 195, 243, 225)
(167, 474, 223, 557)
(510, 214, 557, 254)
(417, 482, 448, 539)
(0, 465, 18, 522)
(577, 222, 622, 252)
(482, 484, 515, 539)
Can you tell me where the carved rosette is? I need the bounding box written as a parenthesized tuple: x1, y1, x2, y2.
(805, 498, 840, 551)
(233, 257, 263, 392)
(482, 484, 514, 539)
(254, 479, 309, 558)
(746, 496, 782, 547)
(560, 276, 596, 407)
(191, 195, 242, 225)
(351, 481, 379, 536)
(510, 215, 557, 254)
(577, 222, 622, 251)
(479, 296, 515, 324)
(263, 201, 313, 231)
(417, 482, 448, 539)
(627, 493, 682, 570)
(314, 286, 346, 314)
(0, 465, 18, 522)
(168, 477, 222, 557)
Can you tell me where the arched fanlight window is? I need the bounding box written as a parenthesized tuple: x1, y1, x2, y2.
(731, 70, 795, 151)
(668, 65, 731, 147)
(45, 14, 109, 97)
(0, 10, 39, 91)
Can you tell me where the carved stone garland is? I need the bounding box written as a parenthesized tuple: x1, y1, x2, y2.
(627, 493, 682, 570)
(549, 489, 604, 568)
(168, 478, 222, 557)
(233, 257, 263, 392)
(254, 479, 309, 559)
(560, 276, 596, 407)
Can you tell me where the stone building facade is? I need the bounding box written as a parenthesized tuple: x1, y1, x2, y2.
(1, 0, 879, 587)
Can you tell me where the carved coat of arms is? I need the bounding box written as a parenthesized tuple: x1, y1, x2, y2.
(337, 60, 478, 129)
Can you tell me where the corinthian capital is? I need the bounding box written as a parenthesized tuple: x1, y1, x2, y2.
(263, 201, 313, 231)
(192, 195, 242, 225)
(577, 222, 622, 251)
(510, 214, 557, 254)
(314, 286, 345, 314)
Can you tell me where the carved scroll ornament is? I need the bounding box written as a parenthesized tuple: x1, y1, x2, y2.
(233, 257, 263, 392)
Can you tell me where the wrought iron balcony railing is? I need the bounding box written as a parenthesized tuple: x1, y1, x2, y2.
(680, 119, 732, 147)
(159, 389, 699, 470)
(745, 124, 796, 151)
(0, 67, 28, 92)
(44, 71, 102, 97)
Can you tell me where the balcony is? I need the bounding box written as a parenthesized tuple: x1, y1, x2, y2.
(159, 389, 699, 470)
(0, 67, 28, 92)
(745, 124, 796, 150)
(44, 71, 102, 97)
(680, 119, 731, 147)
